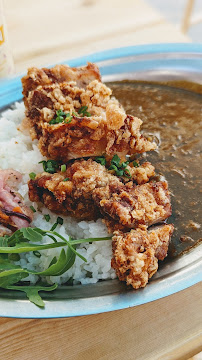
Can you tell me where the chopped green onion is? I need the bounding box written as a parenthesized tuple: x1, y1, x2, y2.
(78, 105, 91, 117)
(61, 164, 66, 173)
(95, 156, 106, 166)
(57, 217, 63, 225)
(115, 169, 124, 176)
(30, 206, 36, 213)
(33, 251, 41, 258)
(64, 113, 72, 124)
(49, 109, 72, 125)
(124, 168, 131, 178)
(133, 161, 139, 168)
(29, 172, 36, 180)
(39, 160, 59, 174)
(50, 216, 64, 231)
(111, 154, 120, 167)
(108, 155, 131, 178)
(44, 214, 50, 222)
(63, 178, 69, 182)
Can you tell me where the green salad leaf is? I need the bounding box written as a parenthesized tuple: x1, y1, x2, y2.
(7, 284, 57, 307)
(0, 223, 111, 308)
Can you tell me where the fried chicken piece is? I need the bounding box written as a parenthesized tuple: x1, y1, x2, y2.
(22, 64, 157, 161)
(111, 224, 174, 289)
(29, 159, 171, 231)
(0, 169, 33, 231)
(28, 159, 120, 220)
(123, 162, 155, 185)
(93, 180, 171, 229)
(22, 62, 101, 104)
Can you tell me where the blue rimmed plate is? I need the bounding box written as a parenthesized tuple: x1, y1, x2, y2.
(0, 43, 201, 318)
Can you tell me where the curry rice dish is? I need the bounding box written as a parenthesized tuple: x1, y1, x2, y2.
(0, 63, 173, 303)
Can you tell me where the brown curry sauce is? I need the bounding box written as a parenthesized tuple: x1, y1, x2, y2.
(108, 80, 202, 257)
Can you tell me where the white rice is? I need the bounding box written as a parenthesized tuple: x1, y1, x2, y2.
(0, 102, 116, 285)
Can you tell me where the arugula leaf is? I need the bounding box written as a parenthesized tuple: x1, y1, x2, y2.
(0, 224, 112, 308)
(0, 241, 66, 253)
(56, 246, 76, 275)
(31, 246, 76, 276)
(20, 227, 44, 242)
(8, 253, 20, 261)
(49, 256, 57, 267)
(6, 284, 57, 308)
(0, 272, 29, 288)
(0, 257, 22, 270)
(51, 232, 86, 262)
(70, 236, 111, 245)
(33, 248, 67, 276)
(0, 237, 9, 248)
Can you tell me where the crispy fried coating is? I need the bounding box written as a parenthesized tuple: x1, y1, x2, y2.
(111, 224, 174, 289)
(125, 162, 155, 185)
(22, 64, 156, 161)
(29, 159, 120, 220)
(93, 180, 171, 229)
(22, 62, 101, 102)
(29, 159, 171, 231)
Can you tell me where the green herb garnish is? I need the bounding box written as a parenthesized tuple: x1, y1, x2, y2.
(63, 177, 69, 182)
(65, 114, 72, 124)
(95, 156, 106, 166)
(61, 164, 66, 173)
(39, 160, 59, 174)
(49, 109, 72, 125)
(30, 206, 36, 213)
(123, 168, 131, 178)
(50, 216, 64, 231)
(133, 161, 139, 168)
(8, 253, 20, 262)
(33, 250, 41, 258)
(44, 214, 50, 222)
(0, 226, 111, 308)
(56, 217, 63, 225)
(78, 106, 91, 117)
(109, 155, 131, 178)
(6, 284, 57, 308)
(29, 172, 36, 180)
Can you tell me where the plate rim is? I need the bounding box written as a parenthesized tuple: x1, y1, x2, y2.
(0, 43, 202, 318)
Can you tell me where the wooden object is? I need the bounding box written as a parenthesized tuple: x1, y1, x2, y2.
(0, 1, 200, 359)
(0, 283, 201, 360)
